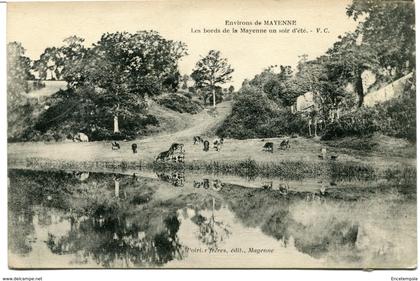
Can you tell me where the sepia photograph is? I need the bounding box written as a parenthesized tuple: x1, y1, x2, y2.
(5, 0, 417, 271)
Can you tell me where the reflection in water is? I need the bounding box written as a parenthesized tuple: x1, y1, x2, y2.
(157, 172, 185, 187)
(7, 169, 416, 268)
(190, 197, 232, 249)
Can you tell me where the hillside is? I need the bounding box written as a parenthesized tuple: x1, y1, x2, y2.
(9, 82, 210, 142)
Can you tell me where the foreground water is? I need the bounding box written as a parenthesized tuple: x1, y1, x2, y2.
(8, 168, 416, 268)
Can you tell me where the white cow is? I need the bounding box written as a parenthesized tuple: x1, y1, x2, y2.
(73, 132, 89, 142)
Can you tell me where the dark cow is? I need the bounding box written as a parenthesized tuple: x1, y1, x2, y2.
(193, 136, 204, 144)
(330, 155, 338, 160)
(263, 142, 274, 153)
(131, 143, 138, 154)
(156, 150, 173, 161)
(279, 139, 290, 150)
(212, 179, 224, 191)
(213, 137, 224, 151)
(157, 172, 185, 187)
(111, 141, 120, 150)
(203, 140, 210, 151)
(278, 183, 289, 195)
(193, 180, 202, 189)
(168, 143, 185, 162)
(169, 143, 184, 153)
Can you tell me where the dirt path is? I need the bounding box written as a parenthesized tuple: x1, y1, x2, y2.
(145, 101, 232, 142)
(8, 101, 233, 163)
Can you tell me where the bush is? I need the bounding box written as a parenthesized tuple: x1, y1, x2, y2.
(322, 83, 416, 142)
(321, 108, 380, 140)
(156, 93, 203, 114)
(216, 85, 307, 139)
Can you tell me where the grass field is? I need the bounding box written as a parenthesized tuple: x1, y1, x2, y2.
(8, 100, 416, 174)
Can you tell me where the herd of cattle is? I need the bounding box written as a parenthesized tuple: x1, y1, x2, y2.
(105, 136, 337, 162)
(107, 136, 225, 163)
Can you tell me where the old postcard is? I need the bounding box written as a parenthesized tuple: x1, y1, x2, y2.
(6, 0, 416, 269)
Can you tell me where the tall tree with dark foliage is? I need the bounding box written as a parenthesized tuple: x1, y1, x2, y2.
(191, 50, 234, 108)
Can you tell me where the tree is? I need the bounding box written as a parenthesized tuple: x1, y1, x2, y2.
(326, 32, 378, 107)
(59, 36, 88, 87)
(191, 50, 234, 107)
(346, 0, 415, 78)
(66, 31, 187, 134)
(181, 74, 189, 90)
(248, 65, 299, 107)
(294, 55, 349, 123)
(7, 42, 34, 103)
(33, 36, 87, 82)
(34, 46, 67, 80)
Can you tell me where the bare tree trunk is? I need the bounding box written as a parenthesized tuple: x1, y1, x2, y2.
(308, 119, 312, 137)
(355, 69, 364, 107)
(114, 179, 120, 198)
(212, 88, 216, 108)
(113, 115, 119, 133)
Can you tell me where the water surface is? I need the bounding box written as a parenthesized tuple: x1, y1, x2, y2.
(8, 168, 416, 268)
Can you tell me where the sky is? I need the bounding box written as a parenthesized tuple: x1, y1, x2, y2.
(7, 0, 359, 88)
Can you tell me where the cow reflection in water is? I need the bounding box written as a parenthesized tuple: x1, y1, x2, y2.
(193, 179, 224, 191)
(262, 181, 290, 195)
(156, 172, 185, 187)
(73, 171, 90, 181)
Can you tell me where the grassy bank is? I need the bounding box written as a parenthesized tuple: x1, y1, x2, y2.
(8, 156, 415, 182)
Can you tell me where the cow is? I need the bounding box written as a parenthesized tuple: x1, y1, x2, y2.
(330, 155, 338, 160)
(169, 143, 184, 153)
(156, 150, 173, 161)
(203, 140, 210, 152)
(131, 143, 138, 154)
(168, 143, 185, 162)
(193, 180, 202, 189)
(278, 183, 290, 195)
(262, 181, 273, 190)
(111, 141, 120, 150)
(263, 142, 274, 153)
(193, 136, 204, 144)
(212, 179, 224, 191)
(279, 139, 290, 150)
(202, 179, 210, 189)
(73, 132, 89, 142)
(213, 137, 224, 151)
